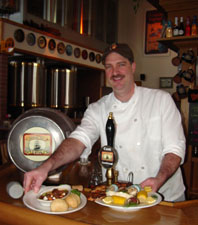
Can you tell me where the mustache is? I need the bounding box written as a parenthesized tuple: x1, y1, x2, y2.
(111, 74, 124, 80)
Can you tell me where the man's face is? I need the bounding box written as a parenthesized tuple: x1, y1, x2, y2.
(104, 52, 135, 97)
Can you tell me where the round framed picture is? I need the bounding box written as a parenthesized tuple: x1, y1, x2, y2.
(48, 39, 56, 51)
(37, 36, 46, 49)
(57, 42, 65, 54)
(26, 33, 36, 46)
(89, 52, 95, 62)
(66, 44, 73, 56)
(74, 47, 81, 58)
(14, 29, 25, 42)
(96, 54, 102, 63)
(82, 50, 88, 60)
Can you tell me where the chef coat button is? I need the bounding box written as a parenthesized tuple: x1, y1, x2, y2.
(123, 167, 128, 173)
(113, 105, 117, 109)
(137, 142, 141, 146)
(141, 166, 145, 170)
(119, 145, 122, 149)
(134, 118, 137, 122)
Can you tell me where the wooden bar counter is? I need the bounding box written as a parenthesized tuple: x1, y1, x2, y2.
(0, 163, 198, 225)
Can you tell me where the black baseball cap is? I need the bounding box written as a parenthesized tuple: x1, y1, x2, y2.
(102, 43, 134, 63)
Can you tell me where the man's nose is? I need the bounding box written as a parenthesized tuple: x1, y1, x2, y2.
(112, 66, 118, 75)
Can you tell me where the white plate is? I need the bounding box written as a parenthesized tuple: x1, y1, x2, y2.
(23, 188, 87, 214)
(95, 192, 162, 211)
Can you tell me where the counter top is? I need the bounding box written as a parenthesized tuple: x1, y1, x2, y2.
(0, 163, 197, 225)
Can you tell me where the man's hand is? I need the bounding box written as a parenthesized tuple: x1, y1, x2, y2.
(23, 167, 48, 193)
(23, 138, 85, 193)
(141, 153, 181, 192)
(140, 177, 161, 192)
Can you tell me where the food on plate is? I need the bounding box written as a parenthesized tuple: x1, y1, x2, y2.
(50, 188, 81, 212)
(50, 199, 69, 212)
(137, 190, 148, 203)
(100, 184, 157, 207)
(106, 184, 118, 192)
(83, 182, 157, 208)
(39, 188, 69, 201)
(111, 196, 127, 206)
(37, 185, 71, 207)
(102, 196, 114, 204)
(104, 184, 141, 206)
(83, 183, 128, 201)
(144, 186, 152, 193)
(72, 185, 83, 192)
(65, 190, 81, 209)
(146, 196, 156, 204)
(127, 196, 140, 206)
(106, 184, 141, 199)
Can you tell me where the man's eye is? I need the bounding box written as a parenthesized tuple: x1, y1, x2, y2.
(119, 62, 125, 67)
(105, 65, 111, 70)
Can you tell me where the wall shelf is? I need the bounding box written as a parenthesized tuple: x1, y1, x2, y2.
(158, 35, 198, 52)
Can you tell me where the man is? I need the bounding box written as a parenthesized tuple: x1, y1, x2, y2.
(23, 43, 186, 202)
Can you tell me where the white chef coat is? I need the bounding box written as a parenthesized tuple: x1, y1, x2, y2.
(70, 85, 186, 201)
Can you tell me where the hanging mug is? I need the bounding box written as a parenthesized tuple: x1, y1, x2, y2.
(181, 69, 195, 82)
(176, 84, 187, 99)
(173, 70, 182, 84)
(181, 49, 196, 64)
(172, 56, 181, 66)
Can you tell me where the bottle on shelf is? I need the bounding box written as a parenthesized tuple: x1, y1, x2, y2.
(173, 16, 179, 36)
(178, 17, 185, 36)
(185, 16, 191, 36)
(191, 15, 197, 36)
(166, 20, 173, 38)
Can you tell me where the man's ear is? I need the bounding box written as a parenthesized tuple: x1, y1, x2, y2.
(131, 62, 136, 73)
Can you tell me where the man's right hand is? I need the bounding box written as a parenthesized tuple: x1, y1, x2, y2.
(23, 167, 48, 193)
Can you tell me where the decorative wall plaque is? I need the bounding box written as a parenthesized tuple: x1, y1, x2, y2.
(82, 49, 88, 60)
(74, 47, 81, 58)
(66, 45, 73, 56)
(26, 33, 36, 46)
(48, 39, 56, 51)
(89, 52, 95, 62)
(57, 42, 65, 54)
(37, 36, 46, 49)
(14, 29, 24, 42)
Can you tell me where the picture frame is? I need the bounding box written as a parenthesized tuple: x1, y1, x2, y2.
(160, 77, 173, 88)
(144, 10, 168, 55)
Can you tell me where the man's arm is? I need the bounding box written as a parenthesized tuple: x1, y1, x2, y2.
(23, 138, 85, 193)
(141, 153, 181, 192)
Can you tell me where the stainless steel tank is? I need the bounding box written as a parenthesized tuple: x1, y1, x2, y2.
(8, 61, 25, 107)
(8, 61, 46, 108)
(47, 66, 77, 109)
(7, 108, 76, 173)
(24, 62, 47, 108)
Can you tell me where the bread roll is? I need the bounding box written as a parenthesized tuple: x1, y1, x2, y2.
(71, 192, 81, 205)
(51, 199, 69, 212)
(65, 193, 81, 208)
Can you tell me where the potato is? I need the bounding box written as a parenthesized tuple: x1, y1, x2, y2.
(65, 193, 80, 208)
(50, 199, 69, 212)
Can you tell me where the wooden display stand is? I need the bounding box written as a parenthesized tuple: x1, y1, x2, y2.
(158, 36, 198, 200)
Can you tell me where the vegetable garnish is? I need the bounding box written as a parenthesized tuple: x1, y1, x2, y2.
(71, 189, 81, 197)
